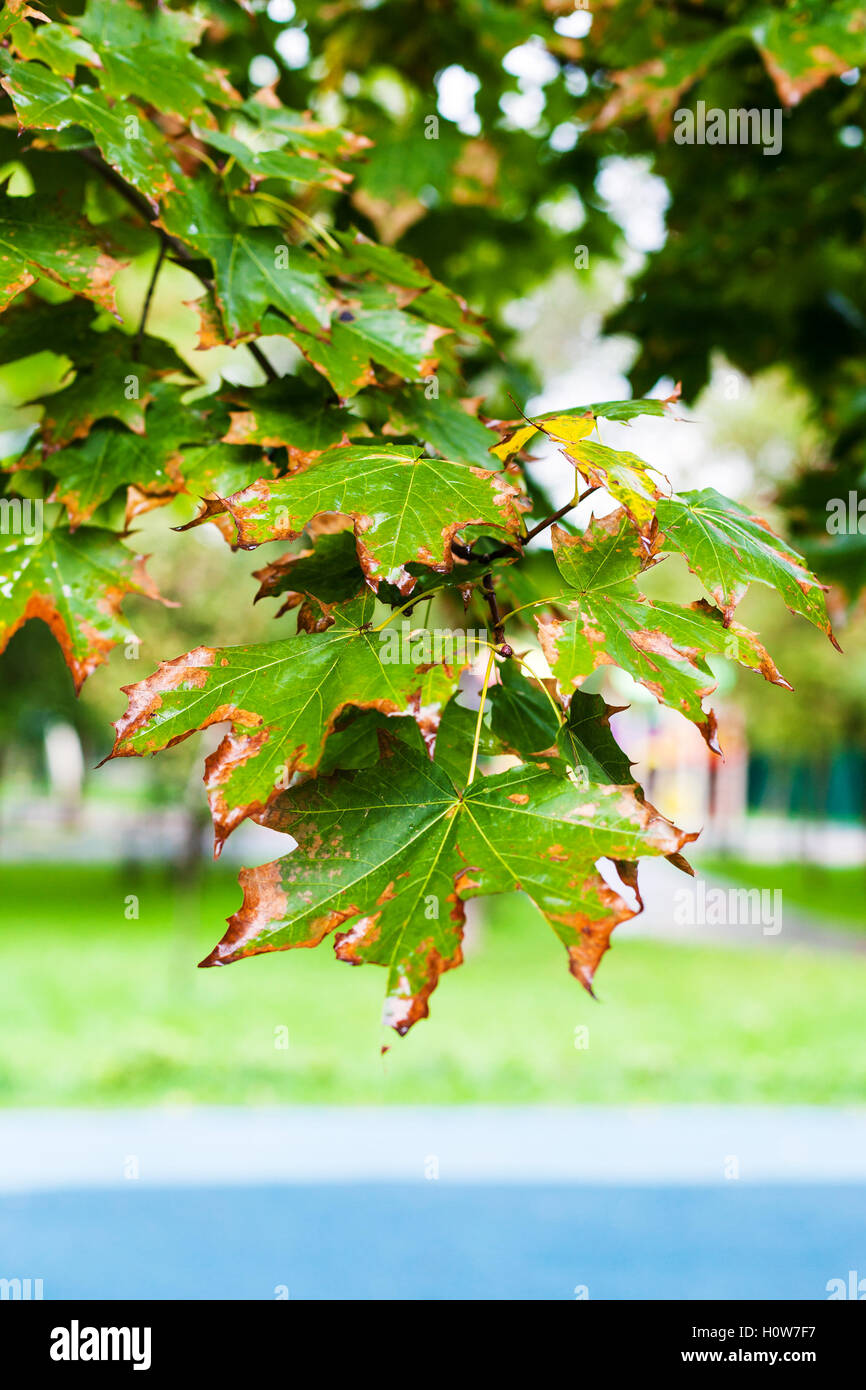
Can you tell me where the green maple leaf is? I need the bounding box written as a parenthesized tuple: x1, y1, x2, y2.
(289, 288, 451, 399)
(161, 176, 333, 341)
(42, 388, 261, 528)
(0, 192, 126, 314)
(382, 388, 499, 468)
(109, 593, 463, 849)
(0, 56, 176, 205)
(557, 691, 634, 786)
(336, 230, 488, 337)
(22, 339, 183, 454)
(0, 525, 163, 692)
(0, 298, 98, 367)
(656, 488, 839, 645)
(6, 13, 100, 78)
(536, 512, 791, 748)
(221, 388, 368, 463)
(239, 99, 373, 164)
(201, 741, 692, 1033)
(196, 442, 523, 593)
(76, 0, 239, 122)
(193, 126, 350, 192)
(252, 530, 366, 618)
(748, 4, 866, 106)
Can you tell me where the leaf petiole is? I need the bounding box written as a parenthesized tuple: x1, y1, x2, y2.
(370, 585, 448, 632)
(466, 646, 496, 788)
(478, 640, 565, 728)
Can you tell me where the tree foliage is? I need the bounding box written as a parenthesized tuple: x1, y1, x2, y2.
(0, 0, 846, 1033)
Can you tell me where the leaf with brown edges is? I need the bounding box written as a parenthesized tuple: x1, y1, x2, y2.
(108, 592, 464, 851)
(202, 740, 693, 1033)
(536, 512, 792, 750)
(0, 525, 165, 693)
(186, 442, 524, 594)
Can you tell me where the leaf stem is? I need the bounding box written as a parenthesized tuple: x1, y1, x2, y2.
(501, 594, 563, 622)
(370, 585, 447, 631)
(466, 646, 496, 788)
(478, 640, 565, 727)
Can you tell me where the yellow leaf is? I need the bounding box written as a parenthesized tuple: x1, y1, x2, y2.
(490, 421, 538, 462)
(539, 414, 595, 446)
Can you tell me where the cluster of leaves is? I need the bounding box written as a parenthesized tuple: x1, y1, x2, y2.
(575, 0, 866, 601)
(278, 0, 866, 602)
(0, 0, 841, 1033)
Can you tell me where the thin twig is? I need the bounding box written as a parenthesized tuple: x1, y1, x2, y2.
(477, 484, 602, 562)
(523, 499, 579, 543)
(133, 240, 167, 359)
(247, 341, 280, 383)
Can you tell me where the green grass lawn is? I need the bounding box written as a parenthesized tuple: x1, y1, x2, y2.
(698, 854, 866, 933)
(2, 863, 865, 1106)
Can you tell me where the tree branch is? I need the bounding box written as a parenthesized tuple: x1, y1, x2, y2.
(481, 570, 510, 653)
(78, 147, 282, 382)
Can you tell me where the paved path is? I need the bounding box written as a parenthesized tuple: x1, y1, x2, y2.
(619, 857, 866, 954)
(3, 1108, 864, 1299)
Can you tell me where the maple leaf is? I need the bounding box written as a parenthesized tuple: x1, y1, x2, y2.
(557, 691, 635, 786)
(656, 488, 840, 646)
(189, 443, 524, 594)
(201, 741, 693, 1033)
(160, 175, 333, 341)
(0, 526, 165, 692)
(220, 387, 369, 465)
(0, 192, 125, 315)
(20, 337, 187, 456)
(563, 438, 668, 531)
(30, 386, 273, 530)
(0, 2, 44, 41)
(76, 0, 240, 122)
(239, 97, 373, 164)
(336, 230, 487, 337)
(382, 388, 499, 468)
(491, 407, 672, 530)
(288, 288, 452, 399)
(5, 12, 100, 77)
(748, 5, 866, 106)
(252, 529, 366, 619)
(490, 395, 679, 463)
(0, 55, 177, 205)
(193, 126, 351, 193)
(536, 512, 790, 748)
(109, 593, 464, 850)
